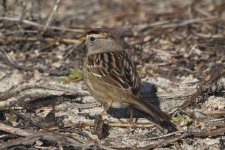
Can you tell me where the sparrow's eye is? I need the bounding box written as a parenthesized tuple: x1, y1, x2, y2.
(90, 36, 96, 42)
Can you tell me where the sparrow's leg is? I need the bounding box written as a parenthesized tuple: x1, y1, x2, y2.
(128, 105, 134, 125)
(100, 99, 113, 116)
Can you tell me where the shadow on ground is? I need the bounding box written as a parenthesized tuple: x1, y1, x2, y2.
(107, 81, 160, 119)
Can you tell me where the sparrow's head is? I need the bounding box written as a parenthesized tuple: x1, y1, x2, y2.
(80, 29, 123, 56)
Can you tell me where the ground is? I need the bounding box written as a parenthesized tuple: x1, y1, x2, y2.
(0, 0, 225, 149)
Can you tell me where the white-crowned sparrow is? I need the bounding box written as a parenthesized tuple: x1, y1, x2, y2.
(81, 29, 176, 132)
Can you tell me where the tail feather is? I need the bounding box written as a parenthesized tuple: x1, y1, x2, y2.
(131, 96, 177, 132)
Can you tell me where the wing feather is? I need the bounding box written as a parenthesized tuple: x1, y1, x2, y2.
(86, 51, 140, 95)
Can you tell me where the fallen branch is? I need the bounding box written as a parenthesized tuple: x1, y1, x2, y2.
(0, 122, 93, 149)
(0, 136, 41, 149)
(0, 82, 89, 102)
(140, 126, 225, 149)
(0, 122, 32, 137)
(190, 126, 225, 137)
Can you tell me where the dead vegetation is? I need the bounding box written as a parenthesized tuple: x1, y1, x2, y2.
(0, 0, 225, 149)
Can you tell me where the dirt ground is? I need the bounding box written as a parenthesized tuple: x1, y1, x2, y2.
(0, 0, 225, 149)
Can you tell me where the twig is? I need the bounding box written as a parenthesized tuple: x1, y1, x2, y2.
(194, 33, 225, 39)
(42, 0, 61, 34)
(0, 48, 16, 68)
(0, 71, 12, 84)
(141, 17, 220, 32)
(139, 133, 188, 150)
(110, 123, 155, 128)
(0, 122, 32, 136)
(180, 67, 225, 109)
(2, 0, 7, 16)
(147, 130, 184, 140)
(0, 48, 37, 71)
(65, 121, 155, 128)
(201, 111, 225, 117)
(0, 16, 85, 33)
(0, 46, 77, 74)
(19, 0, 27, 23)
(0, 35, 80, 44)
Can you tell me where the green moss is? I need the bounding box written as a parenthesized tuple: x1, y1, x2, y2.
(172, 115, 193, 124)
(58, 68, 83, 83)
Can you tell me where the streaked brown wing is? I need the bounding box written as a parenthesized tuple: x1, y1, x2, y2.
(86, 51, 140, 95)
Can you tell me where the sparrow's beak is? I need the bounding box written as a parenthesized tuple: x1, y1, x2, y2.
(79, 36, 86, 43)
